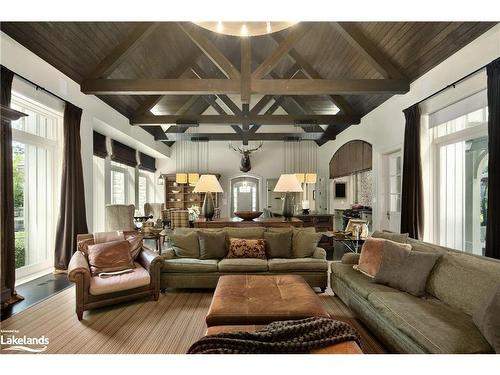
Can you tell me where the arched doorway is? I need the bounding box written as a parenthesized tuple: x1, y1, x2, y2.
(229, 175, 260, 216)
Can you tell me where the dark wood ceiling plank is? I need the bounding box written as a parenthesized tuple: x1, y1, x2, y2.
(177, 22, 241, 80)
(332, 22, 406, 79)
(131, 113, 360, 126)
(158, 132, 328, 141)
(87, 23, 159, 79)
(252, 24, 311, 79)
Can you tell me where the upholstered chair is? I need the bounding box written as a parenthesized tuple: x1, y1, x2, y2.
(105, 204, 135, 231)
(67, 231, 161, 320)
(170, 210, 189, 229)
(143, 202, 166, 227)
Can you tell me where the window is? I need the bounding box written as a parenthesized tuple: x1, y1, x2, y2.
(137, 171, 154, 214)
(11, 93, 62, 282)
(93, 155, 106, 232)
(110, 161, 135, 206)
(432, 101, 488, 255)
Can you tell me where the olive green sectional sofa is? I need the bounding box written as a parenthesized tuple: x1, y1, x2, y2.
(330, 232, 500, 353)
(160, 227, 328, 291)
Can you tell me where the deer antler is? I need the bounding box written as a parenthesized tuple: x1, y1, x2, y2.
(229, 142, 243, 154)
(246, 141, 264, 153)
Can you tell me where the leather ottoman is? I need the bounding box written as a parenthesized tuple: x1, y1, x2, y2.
(205, 325, 363, 354)
(206, 274, 330, 327)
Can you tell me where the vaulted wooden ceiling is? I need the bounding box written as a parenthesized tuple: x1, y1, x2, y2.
(1, 21, 496, 146)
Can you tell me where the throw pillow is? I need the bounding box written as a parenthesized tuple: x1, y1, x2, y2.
(374, 241, 440, 296)
(354, 237, 386, 278)
(473, 283, 500, 353)
(371, 230, 409, 244)
(86, 240, 135, 276)
(198, 230, 227, 259)
(169, 232, 200, 258)
(227, 238, 267, 259)
(93, 231, 125, 244)
(292, 230, 322, 258)
(124, 232, 144, 259)
(264, 231, 293, 258)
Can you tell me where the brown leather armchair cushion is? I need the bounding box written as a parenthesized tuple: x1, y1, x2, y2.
(86, 240, 135, 276)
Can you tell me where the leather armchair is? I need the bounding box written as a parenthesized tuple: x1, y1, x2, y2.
(68, 233, 161, 320)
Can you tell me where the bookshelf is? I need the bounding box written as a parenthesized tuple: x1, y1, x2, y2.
(161, 174, 221, 210)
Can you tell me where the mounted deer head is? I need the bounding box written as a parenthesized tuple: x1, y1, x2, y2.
(229, 142, 263, 173)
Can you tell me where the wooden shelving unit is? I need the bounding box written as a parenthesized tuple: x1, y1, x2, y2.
(161, 174, 221, 210)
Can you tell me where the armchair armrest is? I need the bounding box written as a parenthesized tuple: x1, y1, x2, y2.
(341, 253, 360, 265)
(68, 251, 91, 283)
(312, 247, 327, 260)
(137, 246, 162, 273)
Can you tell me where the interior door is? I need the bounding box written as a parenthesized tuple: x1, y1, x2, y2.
(381, 151, 402, 233)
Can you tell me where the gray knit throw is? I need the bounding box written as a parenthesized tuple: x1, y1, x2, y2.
(188, 317, 361, 354)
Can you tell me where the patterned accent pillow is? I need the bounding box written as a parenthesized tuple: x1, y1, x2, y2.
(227, 238, 267, 259)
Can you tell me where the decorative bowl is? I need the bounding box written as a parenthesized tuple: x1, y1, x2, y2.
(234, 211, 263, 221)
(171, 190, 181, 194)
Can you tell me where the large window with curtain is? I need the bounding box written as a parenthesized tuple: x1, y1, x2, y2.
(110, 161, 135, 205)
(10, 92, 62, 281)
(429, 91, 488, 255)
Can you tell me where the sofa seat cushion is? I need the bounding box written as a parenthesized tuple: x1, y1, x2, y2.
(162, 258, 218, 273)
(268, 258, 328, 272)
(330, 262, 395, 299)
(367, 291, 493, 354)
(218, 258, 268, 272)
(89, 262, 150, 295)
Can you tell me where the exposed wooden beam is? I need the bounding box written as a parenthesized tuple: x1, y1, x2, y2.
(252, 25, 310, 79)
(131, 113, 360, 126)
(271, 33, 357, 116)
(87, 23, 159, 79)
(177, 22, 240, 80)
(217, 95, 242, 116)
(316, 124, 351, 146)
(240, 38, 252, 105)
(84, 78, 407, 96)
(250, 95, 273, 115)
(157, 132, 328, 142)
(332, 22, 405, 79)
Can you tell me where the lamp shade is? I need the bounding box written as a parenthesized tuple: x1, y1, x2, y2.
(305, 173, 317, 184)
(295, 173, 305, 184)
(273, 174, 303, 193)
(193, 174, 223, 193)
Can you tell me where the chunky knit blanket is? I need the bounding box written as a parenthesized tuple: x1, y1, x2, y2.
(187, 317, 361, 354)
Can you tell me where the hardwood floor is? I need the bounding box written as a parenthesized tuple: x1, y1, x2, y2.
(0, 285, 385, 354)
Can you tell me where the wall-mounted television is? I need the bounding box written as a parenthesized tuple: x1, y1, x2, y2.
(334, 182, 346, 199)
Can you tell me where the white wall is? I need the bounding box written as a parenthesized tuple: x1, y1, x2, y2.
(1, 31, 171, 230)
(318, 24, 500, 233)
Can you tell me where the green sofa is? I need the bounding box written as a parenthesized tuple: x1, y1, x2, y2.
(160, 227, 328, 291)
(330, 232, 500, 353)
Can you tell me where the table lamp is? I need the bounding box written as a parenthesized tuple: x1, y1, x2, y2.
(273, 174, 303, 220)
(193, 174, 223, 221)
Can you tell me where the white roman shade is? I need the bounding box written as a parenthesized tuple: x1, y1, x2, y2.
(428, 89, 487, 128)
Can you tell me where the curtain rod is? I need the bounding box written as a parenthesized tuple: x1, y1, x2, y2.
(415, 64, 488, 106)
(9, 68, 68, 104)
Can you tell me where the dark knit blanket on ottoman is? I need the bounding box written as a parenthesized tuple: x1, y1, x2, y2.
(187, 317, 361, 354)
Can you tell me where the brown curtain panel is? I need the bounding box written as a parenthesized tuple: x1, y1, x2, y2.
(54, 102, 88, 270)
(0, 65, 24, 306)
(485, 57, 500, 259)
(400, 104, 424, 240)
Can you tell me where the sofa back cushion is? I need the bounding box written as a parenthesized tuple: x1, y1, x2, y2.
(371, 230, 409, 244)
(227, 238, 267, 259)
(169, 232, 200, 258)
(426, 251, 500, 316)
(264, 231, 293, 258)
(198, 231, 227, 259)
(86, 240, 135, 276)
(292, 230, 322, 258)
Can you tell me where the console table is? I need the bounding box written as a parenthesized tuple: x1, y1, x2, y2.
(194, 217, 303, 228)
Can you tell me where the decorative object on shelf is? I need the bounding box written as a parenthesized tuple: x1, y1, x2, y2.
(176, 173, 188, 184)
(273, 174, 303, 220)
(234, 211, 263, 221)
(193, 174, 224, 221)
(193, 21, 297, 37)
(188, 173, 199, 186)
(229, 142, 263, 173)
(301, 200, 310, 215)
(171, 189, 181, 194)
(188, 206, 200, 222)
